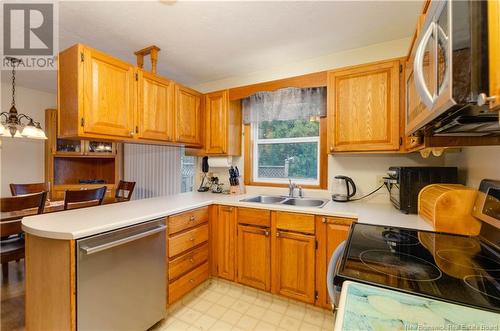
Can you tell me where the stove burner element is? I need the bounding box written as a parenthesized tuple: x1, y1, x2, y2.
(360, 249, 443, 281)
(464, 275, 500, 300)
(361, 228, 420, 246)
(436, 250, 500, 272)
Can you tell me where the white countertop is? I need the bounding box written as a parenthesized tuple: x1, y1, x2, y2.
(22, 191, 433, 240)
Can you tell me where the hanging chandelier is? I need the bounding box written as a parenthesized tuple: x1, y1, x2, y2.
(0, 57, 47, 139)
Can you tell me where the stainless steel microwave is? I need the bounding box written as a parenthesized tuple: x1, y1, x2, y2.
(406, 0, 500, 136)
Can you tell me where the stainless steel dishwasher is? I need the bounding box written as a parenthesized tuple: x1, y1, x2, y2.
(76, 218, 166, 331)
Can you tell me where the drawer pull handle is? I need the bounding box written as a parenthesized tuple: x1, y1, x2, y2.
(276, 231, 280, 237)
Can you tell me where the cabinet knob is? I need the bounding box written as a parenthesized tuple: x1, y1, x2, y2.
(129, 131, 134, 137)
(329, 146, 334, 152)
(264, 230, 269, 237)
(189, 237, 194, 242)
(189, 216, 196, 221)
(322, 217, 327, 224)
(189, 258, 194, 263)
(189, 279, 194, 283)
(477, 93, 497, 106)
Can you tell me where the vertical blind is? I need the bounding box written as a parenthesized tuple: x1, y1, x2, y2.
(124, 144, 181, 200)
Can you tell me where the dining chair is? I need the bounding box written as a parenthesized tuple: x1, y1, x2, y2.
(115, 180, 136, 201)
(64, 186, 107, 210)
(9, 182, 48, 196)
(1, 191, 47, 277)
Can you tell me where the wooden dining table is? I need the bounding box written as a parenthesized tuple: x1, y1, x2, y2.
(0, 198, 127, 223)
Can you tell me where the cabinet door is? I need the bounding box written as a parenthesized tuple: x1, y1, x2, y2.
(137, 71, 174, 141)
(315, 216, 353, 308)
(237, 225, 271, 291)
(489, 0, 500, 111)
(217, 206, 236, 281)
(82, 47, 135, 138)
(274, 231, 315, 303)
(328, 60, 400, 152)
(205, 91, 228, 154)
(175, 85, 202, 145)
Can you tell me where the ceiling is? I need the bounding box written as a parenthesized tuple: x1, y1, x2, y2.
(2, 0, 422, 93)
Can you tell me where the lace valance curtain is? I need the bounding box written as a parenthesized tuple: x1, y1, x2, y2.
(242, 87, 326, 124)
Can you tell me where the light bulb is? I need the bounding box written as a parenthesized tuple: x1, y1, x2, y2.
(21, 124, 39, 138)
(34, 127, 48, 139)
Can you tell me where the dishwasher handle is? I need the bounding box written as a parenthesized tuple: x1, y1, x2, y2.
(80, 224, 167, 255)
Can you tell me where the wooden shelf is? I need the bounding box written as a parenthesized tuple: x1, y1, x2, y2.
(45, 109, 122, 200)
(53, 153, 116, 159)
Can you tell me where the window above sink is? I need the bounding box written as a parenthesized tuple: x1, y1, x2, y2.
(242, 87, 328, 189)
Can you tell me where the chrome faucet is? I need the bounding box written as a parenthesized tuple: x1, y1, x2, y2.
(288, 179, 297, 198)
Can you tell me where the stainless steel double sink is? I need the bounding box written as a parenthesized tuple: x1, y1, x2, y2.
(240, 195, 329, 208)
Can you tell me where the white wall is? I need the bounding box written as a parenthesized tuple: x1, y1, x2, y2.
(0, 81, 56, 197)
(194, 37, 411, 93)
(444, 146, 500, 188)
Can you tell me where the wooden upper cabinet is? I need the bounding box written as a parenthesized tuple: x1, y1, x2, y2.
(205, 91, 228, 154)
(216, 205, 236, 281)
(137, 70, 174, 141)
(328, 59, 401, 152)
(174, 85, 202, 145)
(58, 44, 203, 145)
(489, 0, 500, 112)
(204, 91, 242, 155)
(82, 47, 136, 138)
(237, 225, 271, 291)
(273, 230, 316, 303)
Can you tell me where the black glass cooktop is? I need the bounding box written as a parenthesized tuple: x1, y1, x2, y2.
(335, 223, 500, 313)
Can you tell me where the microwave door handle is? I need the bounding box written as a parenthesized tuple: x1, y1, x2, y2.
(414, 21, 436, 109)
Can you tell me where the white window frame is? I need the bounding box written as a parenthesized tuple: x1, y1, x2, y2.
(252, 123, 320, 186)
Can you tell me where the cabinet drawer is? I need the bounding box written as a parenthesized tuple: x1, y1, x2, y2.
(168, 224, 208, 257)
(237, 207, 270, 227)
(168, 207, 209, 235)
(275, 211, 315, 234)
(168, 243, 209, 281)
(168, 262, 209, 304)
(322, 216, 356, 226)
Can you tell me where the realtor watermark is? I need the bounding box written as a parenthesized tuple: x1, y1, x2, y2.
(405, 323, 499, 330)
(1, 0, 58, 70)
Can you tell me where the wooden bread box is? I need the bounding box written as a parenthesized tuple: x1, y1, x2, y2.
(418, 184, 482, 235)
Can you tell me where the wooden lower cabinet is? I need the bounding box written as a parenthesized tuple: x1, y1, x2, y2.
(168, 205, 356, 308)
(237, 225, 271, 291)
(315, 216, 355, 308)
(168, 243, 209, 281)
(168, 262, 209, 304)
(168, 224, 209, 258)
(167, 208, 210, 304)
(273, 230, 316, 304)
(216, 205, 236, 281)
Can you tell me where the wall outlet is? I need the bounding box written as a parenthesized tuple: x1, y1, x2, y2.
(376, 175, 385, 186)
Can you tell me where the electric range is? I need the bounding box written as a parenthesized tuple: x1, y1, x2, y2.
(334, 222, 500, 313)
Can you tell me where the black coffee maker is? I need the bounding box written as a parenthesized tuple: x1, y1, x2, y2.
(332, 175, 357, 202)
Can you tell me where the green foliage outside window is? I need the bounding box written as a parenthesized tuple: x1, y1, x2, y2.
(256, 119, 319, 180)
